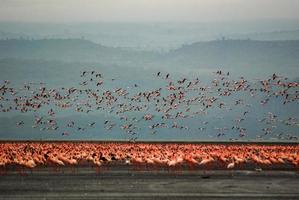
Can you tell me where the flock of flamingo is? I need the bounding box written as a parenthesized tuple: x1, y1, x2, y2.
(0, 69, 298, 170)
(0, 70, 298, 140)
(0, 142, 298, 170)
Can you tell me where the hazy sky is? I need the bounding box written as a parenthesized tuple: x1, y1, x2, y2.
(0, 0, 299, 23)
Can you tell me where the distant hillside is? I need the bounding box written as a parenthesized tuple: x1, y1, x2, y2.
(163, 40, 299, 74)
(0, 39, 299, 77)
(230, 30, 299, 41)
(0, 39, 158, 65)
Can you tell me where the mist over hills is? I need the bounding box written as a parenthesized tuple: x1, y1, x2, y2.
(0, 38, 298, 79)
(1, 21, 299, 51)
(0, 39, 159, 65)
(163, 39, 299, 76)
(229, 29, 299, 41)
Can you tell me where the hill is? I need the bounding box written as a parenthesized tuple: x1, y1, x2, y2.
(0, 39, 298, 77)
(0, 39, 158, 65)
(161, 39, 299, 76)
